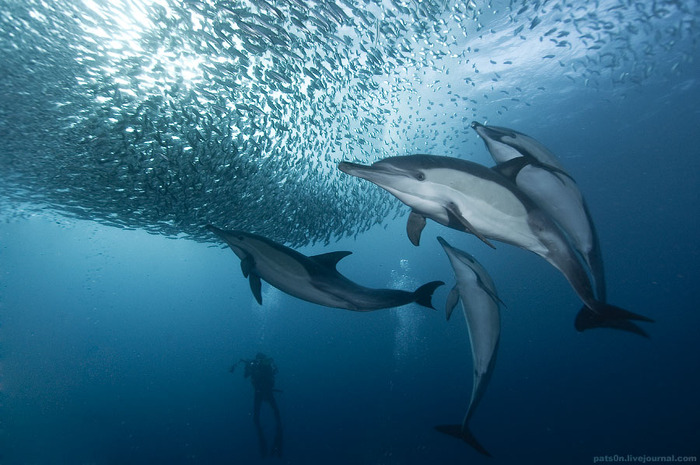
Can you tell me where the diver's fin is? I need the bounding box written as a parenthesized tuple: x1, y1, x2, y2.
(310, 251, 352, 269)
(271, 425, 283, 457)
(575, 304, 653, 338)
(445, 204, 496, 249)
(407, 210, 426, 246)
(445, 286, 460, 321)
(435, 424, 491, 457)
(249, 274, 262, 305)
(413, 281, 444, 309)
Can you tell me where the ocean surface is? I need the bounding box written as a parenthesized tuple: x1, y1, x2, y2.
(1, 0, 699, 464)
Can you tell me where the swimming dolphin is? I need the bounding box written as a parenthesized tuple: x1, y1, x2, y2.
(435, 236, 501, 456)
(206, 225, 443, 311)
(471, 121, 606, 302)
(338, 155, 652, 336)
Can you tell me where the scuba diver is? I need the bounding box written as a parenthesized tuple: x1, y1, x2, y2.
(231, 353, 283, 458)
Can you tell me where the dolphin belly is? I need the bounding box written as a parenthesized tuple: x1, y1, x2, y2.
(513, 165, 607, 301)
(438, 236, 500, 456)
(394, 167, 551, 255)
(447, 191, 548, 255)
(515, 166, 594, 254)
(460, 286, 500, 424)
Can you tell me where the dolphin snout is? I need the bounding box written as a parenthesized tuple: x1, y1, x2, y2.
(338, 161, 367, 175)
(338, 161, 399, 187)
(471, 121, 492, 137)
(471, 122, 505, 141)
(338, 161, 385, 182)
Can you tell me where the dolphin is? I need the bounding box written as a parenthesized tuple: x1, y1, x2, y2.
(206, 225, 443, 311)
(338, 155, 652, 336)
(471, 121, 606, 302)
(435, 236, 501, 457)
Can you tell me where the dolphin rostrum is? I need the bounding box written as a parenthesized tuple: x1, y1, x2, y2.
(338, 155, 652, 336)
(206, 225, 443, 311)
(471, 121, 606, 302)
(435, 236, 501, 456)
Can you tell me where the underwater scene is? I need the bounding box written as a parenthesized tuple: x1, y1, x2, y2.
(1, 0, 699, 463)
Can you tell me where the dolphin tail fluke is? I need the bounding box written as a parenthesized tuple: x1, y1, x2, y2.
(413, 281, 444, 309)
(434, 424, 491, 457)
(575, 304, 654, 338)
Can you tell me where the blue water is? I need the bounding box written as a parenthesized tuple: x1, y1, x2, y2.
(2, 0, 700, 464)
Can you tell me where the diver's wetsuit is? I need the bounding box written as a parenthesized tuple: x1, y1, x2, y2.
(244, 354, 283, 457)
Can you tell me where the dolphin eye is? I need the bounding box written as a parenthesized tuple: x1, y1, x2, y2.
(415, 172, 425, 181)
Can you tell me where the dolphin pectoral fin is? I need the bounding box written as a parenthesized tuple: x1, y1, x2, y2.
(435, 424, 491, 457)
(588, 243, 607, 303)
(486, 287, 507, 309)
(584, 201, 607, 302)
(249, 274, 263, 305)
(479, 280, 507, 309)
(310, 251, 353, 269)
(241, 256, 254, 278)
(445, 203, 496, 249)
(407, 211, 426, 246)
(474, 275, 507, 308)
(413, 281, 444, 309)
(575, 304, 653, 338)
(445, 286, 460, 320)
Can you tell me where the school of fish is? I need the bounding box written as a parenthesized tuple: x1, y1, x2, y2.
(0, 0, 696, 244)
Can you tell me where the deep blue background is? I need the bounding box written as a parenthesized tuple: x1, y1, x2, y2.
(2, 78, 700, 464)
(2, 23, 700, 465)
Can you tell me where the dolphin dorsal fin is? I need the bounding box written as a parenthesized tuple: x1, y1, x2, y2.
(492, 156, 530, 180)
(495, 156, 576, 184)
(310, 251, 353, 269)
(445, 286, 460, 321)
(407, 210, 426, 246)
